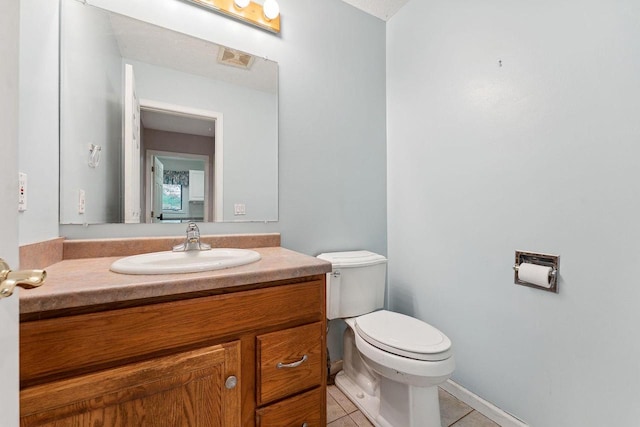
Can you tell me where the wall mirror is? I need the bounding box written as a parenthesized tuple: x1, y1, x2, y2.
(59, 0, 278, 224)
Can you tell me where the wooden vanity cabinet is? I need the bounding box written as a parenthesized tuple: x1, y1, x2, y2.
(20, 275, 327, 427)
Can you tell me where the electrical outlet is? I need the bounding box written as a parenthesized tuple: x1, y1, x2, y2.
(18, 172, 27, 212)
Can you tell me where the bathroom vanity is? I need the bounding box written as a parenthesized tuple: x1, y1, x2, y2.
(18, 235, 331, 426)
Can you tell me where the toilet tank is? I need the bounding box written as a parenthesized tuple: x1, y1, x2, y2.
(317, 251, 387, 320)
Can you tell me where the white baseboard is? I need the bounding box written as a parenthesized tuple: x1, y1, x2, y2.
(440, 379, 529, 427)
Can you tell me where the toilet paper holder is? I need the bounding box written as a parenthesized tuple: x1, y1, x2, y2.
(513, 250, 560, 293)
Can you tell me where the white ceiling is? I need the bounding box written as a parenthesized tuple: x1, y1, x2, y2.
(339, 0, 409, 21)
(141, 109, 215, 137)
(108, 13, 278, 94)
(108, 11, 276, 136)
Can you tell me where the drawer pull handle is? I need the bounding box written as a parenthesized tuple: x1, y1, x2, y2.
(302, 423, 308, 427)
(276, 354, 308, 369)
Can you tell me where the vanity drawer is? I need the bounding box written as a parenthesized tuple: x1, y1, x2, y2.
(257, 322, 323, 405)
(255, 387, 323, 427)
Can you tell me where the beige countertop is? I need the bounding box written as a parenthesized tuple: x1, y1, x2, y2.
(20, 246, 332, 316)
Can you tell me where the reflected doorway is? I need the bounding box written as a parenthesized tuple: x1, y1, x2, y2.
(145, 151, 209, 223)
(139, 100, 223, 222)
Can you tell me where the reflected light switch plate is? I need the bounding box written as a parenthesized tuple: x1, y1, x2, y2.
(78, 189, 86, 214)
(234, 203, 246, 215)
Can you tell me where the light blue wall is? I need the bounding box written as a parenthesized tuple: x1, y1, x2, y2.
(387, 0, 640, 425)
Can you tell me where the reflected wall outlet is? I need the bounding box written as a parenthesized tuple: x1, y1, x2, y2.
(18, 172, 27, 212)
(78, 189, 86, 214)
(234, 203, 246, 215)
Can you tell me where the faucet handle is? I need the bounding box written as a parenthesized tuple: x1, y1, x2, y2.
(172, 222, 211, 251)
(186, 222, 200, 243)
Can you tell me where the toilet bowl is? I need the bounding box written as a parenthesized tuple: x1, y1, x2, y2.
(318, 251, 455, 427)
(354, 310, 454, 386)
(337, 313, 454, 427)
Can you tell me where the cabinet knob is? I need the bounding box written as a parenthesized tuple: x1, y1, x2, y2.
(225, 375, 238, 389)
(302, 423, 308, 427)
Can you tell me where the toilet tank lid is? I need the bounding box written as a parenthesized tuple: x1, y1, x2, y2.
(317, 250, 387, 268)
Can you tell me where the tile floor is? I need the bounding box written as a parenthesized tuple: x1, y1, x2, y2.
(327, 385, 501, 427)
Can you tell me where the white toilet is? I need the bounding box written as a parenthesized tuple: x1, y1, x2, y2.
(318, 250, 455, 427)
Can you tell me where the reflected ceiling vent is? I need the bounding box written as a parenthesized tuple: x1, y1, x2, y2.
(217, 47, 255, 70)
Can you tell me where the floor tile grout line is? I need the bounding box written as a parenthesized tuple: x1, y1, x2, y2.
(328, 386, 358, 415)
(326, 392, 348, 424)
(448, 407, 475, 426)
(451, 410, 477, 426)
(330, 413, 356, 426)
(343, 405, 358, 415)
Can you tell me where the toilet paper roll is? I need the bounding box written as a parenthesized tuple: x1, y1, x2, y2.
(518, 263, 553, 288)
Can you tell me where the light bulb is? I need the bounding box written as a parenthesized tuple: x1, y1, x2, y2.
(234, 0, 250, 8)
(263, 0, 279, 20)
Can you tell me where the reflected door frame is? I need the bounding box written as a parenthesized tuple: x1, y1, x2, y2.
(145, 150, 210, 223)
(140, 99, 223, 222)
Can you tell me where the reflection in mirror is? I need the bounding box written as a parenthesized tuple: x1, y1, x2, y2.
(142, 108, 215, 223)
(58, 0, 278, 224)
(149, 153, 207, 223)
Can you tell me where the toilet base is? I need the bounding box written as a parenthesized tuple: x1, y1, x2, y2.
(335, 370, 442, 427)
(335, 371, 382, 426)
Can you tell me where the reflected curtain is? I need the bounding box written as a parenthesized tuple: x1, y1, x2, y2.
(163, 170, 189, 186)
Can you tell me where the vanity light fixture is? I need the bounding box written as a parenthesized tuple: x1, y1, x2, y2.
(262, 0, 280, 20)
(184, 0, 280, 34)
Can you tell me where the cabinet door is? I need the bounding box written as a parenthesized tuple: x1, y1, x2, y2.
(20, 342, 241, 427)
(189, 169, 205, 201)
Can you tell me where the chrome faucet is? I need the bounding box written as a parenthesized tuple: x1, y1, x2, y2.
(172, 222, 211, 252)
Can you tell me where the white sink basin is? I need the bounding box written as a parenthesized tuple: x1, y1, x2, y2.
(110, 248, 261, 275)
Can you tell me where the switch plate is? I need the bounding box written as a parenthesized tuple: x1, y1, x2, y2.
(234, 203, 246, 215)
(78, 189, 86, 214)
(18, 172, 27, 211)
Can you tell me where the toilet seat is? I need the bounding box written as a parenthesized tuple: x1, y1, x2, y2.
(355, 310, 452, 361)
